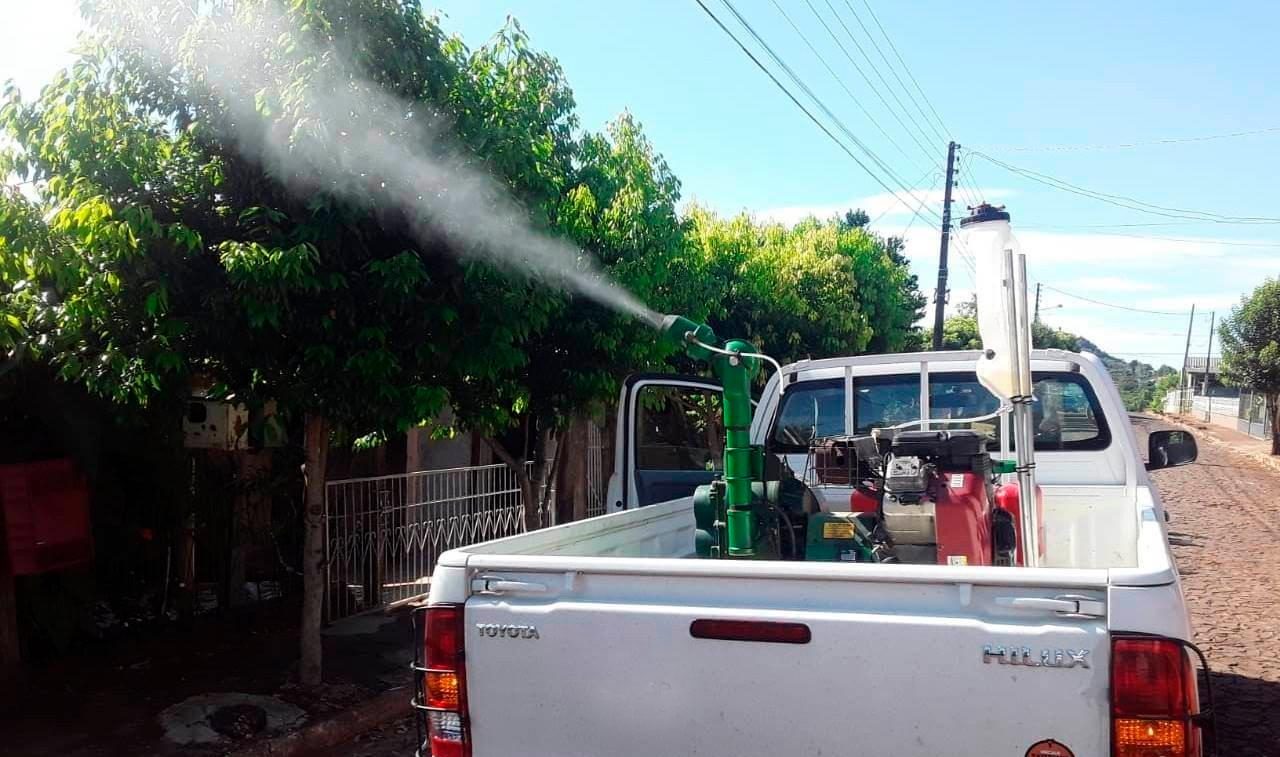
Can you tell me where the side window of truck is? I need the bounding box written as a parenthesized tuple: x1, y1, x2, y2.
(636, 386, 724, 472)
(632, 384, 724, 507)
(773, 379, 845, 449)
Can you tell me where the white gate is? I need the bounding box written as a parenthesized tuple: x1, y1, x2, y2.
(324, 462, 533, 620)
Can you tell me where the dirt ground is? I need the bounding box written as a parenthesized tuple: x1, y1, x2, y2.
(1, 600, 411, 756)
(1142, 416, 1280, 757)
(316, 715, 418, 756)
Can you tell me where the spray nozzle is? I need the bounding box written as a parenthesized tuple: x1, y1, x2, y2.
(660, 314, 719, 362)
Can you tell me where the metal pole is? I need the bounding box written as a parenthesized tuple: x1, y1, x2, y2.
(1178, 304, 1196, 415)
(1003, 250, 1038, 567)
(931, 140, 958, 349)
(1012, 252, 1039, 568)
(1202, 312, 1216, 421)
(1033, 282, 1042, 323)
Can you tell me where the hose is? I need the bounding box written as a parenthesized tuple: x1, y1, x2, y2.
(689, 338, 787, 395)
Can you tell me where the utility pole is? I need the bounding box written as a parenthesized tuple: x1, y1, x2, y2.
(1202, 312, 1216, 421)
(1033, 283, 1042, 323)
(931, 140, 958, 349)
(1178, 304, 1196, 415)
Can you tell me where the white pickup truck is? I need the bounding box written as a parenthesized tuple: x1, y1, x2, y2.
(414, 349, 1209, 757)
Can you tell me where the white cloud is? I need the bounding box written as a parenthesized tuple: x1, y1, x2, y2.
(1062, 276, 1161, 293)
(1138, 293, 1245, 312)
(1014, 230, 1237, 266)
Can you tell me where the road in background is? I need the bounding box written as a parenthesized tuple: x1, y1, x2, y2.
(1139, 416, 1280, 757)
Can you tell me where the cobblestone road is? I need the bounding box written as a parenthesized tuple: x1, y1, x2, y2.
(1145, 419, 1280, 757)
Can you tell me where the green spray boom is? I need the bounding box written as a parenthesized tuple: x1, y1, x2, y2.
(659, 315, 762, 557)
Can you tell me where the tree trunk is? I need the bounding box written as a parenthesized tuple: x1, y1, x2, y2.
(534, 427, 564, 526)
(229, 450, 273, 606)
(300, 413, 330, 687)
(485, 437, 538, 532)
(557, 418, 586, 524)
(1270, 394, 1280, 456)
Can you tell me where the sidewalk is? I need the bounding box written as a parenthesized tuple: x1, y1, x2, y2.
(1166, 412, 1279, 472)
(3, 600, 413, 756)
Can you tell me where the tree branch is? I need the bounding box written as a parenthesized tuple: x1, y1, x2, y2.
(484, 436, 523, 477)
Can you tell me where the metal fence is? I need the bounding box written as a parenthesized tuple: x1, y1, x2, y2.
(325, 462, 544, 621)
(1238, 390, 1275, 441)
(1166, 388, 1273, 441)
(586, 422, 607, 519)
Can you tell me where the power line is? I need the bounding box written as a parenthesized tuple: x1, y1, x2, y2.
(801, 0, 942, 168)
(870, 167, 939, 226)
(839, 0, 952, 145)
(1036, 283, 1192, 316)
(1027, 220, 1227, 229)
(765, 0, 929, 174)
(971, 151, 1280, 225)
(952, 172, 985, 212)
(1019, 225, 1280, 248)
(828, 0, 948, 146)
(696, 0, 941, 224)
(957, 149, 989, 205)
(976, 125, 1280, 153)
(854, 0, 951, 140)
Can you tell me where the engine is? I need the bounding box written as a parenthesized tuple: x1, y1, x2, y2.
(807, 430, 1038, 566)
(877, 430, 1007, 565)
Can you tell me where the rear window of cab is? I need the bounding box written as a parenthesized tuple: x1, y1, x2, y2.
(770, 371, 1110, 453)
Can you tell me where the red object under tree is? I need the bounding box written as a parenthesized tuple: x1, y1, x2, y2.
(0, 459, 94, 576)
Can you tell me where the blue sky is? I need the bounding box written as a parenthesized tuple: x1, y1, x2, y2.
(4, 1, 1277, 367)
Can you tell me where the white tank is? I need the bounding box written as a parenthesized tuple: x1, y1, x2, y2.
(961, 205, 1029, 406)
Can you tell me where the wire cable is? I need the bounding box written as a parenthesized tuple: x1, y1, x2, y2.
(976, 125, 1280, 153)
(854, 0, 951, 140)
(838, 0, 949, 145)
(765, 0, 929, 175)
(1036, 283, 1193, 316)
(971, 151, 1280, 225)
(818, 0, 947, 150)
(801, 0, 942, 169)
(869, 167, 940, 226)
(696, 0, 941, 223)
(1017, 226, 1280, 249)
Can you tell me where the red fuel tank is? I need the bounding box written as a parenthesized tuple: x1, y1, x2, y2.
(994, 481, 1045, 566)
(933, 471, 993, 566)
(849, 486, 879, 514)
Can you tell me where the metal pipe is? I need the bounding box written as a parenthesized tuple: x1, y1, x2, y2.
(661, 315, 762, 557)
(1011, 252, 1040, 568)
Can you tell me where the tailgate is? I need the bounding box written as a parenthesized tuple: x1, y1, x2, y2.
(462, 565, 1110, 756)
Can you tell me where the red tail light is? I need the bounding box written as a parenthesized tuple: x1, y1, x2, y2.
(414, 604, 470, 757)
(690, 618, 812, 644)
(1111, 636, 1201, 757)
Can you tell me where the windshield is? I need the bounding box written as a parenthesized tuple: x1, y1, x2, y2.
(771, 371, 1111, 452)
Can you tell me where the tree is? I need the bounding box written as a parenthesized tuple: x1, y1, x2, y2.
(838, 209, 870, 230)
(2, 0, 584, 684)
(1149, 372, 1182, 413)
(687, 210, 919, 363)
(449, 112, 700, 527)
(1219, 279, 1280, 454)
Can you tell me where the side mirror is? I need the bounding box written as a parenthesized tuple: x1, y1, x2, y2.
(1146, 429, 1197, 470)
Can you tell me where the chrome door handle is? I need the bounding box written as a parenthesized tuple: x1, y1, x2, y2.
(472, 576, 550, 595)
(995, 595, 1105, 618)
